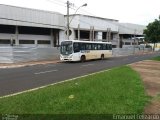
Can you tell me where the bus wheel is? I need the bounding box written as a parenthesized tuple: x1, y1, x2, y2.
(81, 55, 86, 62)
(101, 54, 104, 60)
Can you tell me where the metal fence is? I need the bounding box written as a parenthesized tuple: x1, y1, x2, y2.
(0, 47, 59, 63)
(0, 46, 152, 63)
(112, 47, 152, 57)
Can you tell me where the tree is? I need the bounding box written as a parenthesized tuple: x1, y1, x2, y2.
(143, 16, 160, 50)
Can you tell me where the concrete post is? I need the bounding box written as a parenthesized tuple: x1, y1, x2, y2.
(78, 24, 80, 40)
(50, 29, 54, 47)
(15, 26, 19, 45)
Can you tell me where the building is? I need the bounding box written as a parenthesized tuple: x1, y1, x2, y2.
(0, 4, 146, 63)
(65, 14, 119, 48)
(118, 23, 146, 48)
(0, 4, 64, 47)
(0, 4, 65, 63)
(65, 14, 146, 48)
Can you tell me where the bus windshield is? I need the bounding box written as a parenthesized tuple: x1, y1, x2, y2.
(60, 41, 73, 55)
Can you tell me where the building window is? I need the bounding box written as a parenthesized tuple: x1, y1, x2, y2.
(125, 42, 131, 45)
(37, 40, 51, 44)
(102, 32, 113, 40)
(18, 26, 50, 35)
(52, 29, 59, 47)
(19, 40, 35, 44)
(112, 45, 117, 48)
(0, 39, 10, 44)
(75, 30, 90, 39)
(0, 39, 15, 44)
(132, 42, 137, 45)
(0, 25, 15, 34)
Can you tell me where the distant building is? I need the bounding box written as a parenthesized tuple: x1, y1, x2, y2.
(0, 4, 146, 63)
(118, 23, 146, 48)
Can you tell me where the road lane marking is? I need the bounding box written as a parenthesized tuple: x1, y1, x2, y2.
(123, 58, 129, 61)
(44, 64, 56, 67)
(81, 64, 94, 67)
(34, 70, 58, 75)
(0, 68, 112, 99)
(107, 61, 113, 62)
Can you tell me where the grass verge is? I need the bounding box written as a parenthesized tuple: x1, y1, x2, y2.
(151, 56, 160, 61)
(0, 66, 149, 115)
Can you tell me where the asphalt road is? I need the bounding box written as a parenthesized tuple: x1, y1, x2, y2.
(0, 52, 159, 97)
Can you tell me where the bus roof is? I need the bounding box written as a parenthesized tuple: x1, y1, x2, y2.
(61, 40, 112, 44)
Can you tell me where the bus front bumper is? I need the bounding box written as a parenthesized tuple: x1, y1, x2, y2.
(60, 55, 73, 61)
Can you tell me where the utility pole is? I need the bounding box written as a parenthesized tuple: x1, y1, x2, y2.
(66, 1, 87, 40)
(66, 1, 70, 40)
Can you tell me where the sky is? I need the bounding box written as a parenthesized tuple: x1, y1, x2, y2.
(0, 0, 160, 25)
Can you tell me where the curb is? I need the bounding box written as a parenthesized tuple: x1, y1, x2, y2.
(0, 60, 60, 69)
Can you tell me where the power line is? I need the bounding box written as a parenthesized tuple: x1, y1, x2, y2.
(46, 0, 66, 7)
(71, 4, 95, 16)
(47, 0, 66, 4)
(52, 0, 66, 4)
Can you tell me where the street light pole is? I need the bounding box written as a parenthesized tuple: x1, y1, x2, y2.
(66, 1, 87, 40)
(67, 0, 70, 40)
(69, 3, 87, 25)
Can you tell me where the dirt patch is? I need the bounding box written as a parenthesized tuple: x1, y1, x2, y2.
(130, 60, 160, 114)
(144, 98, 160, 114)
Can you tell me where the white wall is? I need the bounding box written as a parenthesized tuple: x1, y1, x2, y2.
(0, 4, 65, 29)
(67, 15, 119, 32)
(59, 30, 65, 43)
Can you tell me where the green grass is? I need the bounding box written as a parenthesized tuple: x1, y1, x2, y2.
(0, 66, 149, 115)
(151, 56, 160, 61)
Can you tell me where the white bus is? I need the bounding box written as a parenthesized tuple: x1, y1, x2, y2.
(60, 40, 112, 62)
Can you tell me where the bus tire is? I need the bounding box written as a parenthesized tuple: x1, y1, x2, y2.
(81, 55, 86, 62)
(101, 54, 104, 60)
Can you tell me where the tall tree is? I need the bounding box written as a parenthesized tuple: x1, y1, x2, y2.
(143, 16, 160, 50)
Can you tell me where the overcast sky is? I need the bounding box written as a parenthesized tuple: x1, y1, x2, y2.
(0, 0, 159, 25)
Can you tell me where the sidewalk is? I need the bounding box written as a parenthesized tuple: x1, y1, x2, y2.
(0, 60, 60, 69)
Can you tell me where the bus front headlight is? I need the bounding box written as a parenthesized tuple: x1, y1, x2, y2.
(69, 55, 73, 58)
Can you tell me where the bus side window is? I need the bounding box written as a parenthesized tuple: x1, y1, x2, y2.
(93, 43, 97, 50)
(86, 44, 89, 50)
(73, 43, 80, 53)
(81, 43, 85, 50)
(87, 43, 92, 50)
(102, 44, 106, 50)
(97, 44, 102, 50)
(105, 44, 108, 50)
(108, 44, 112, 50)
